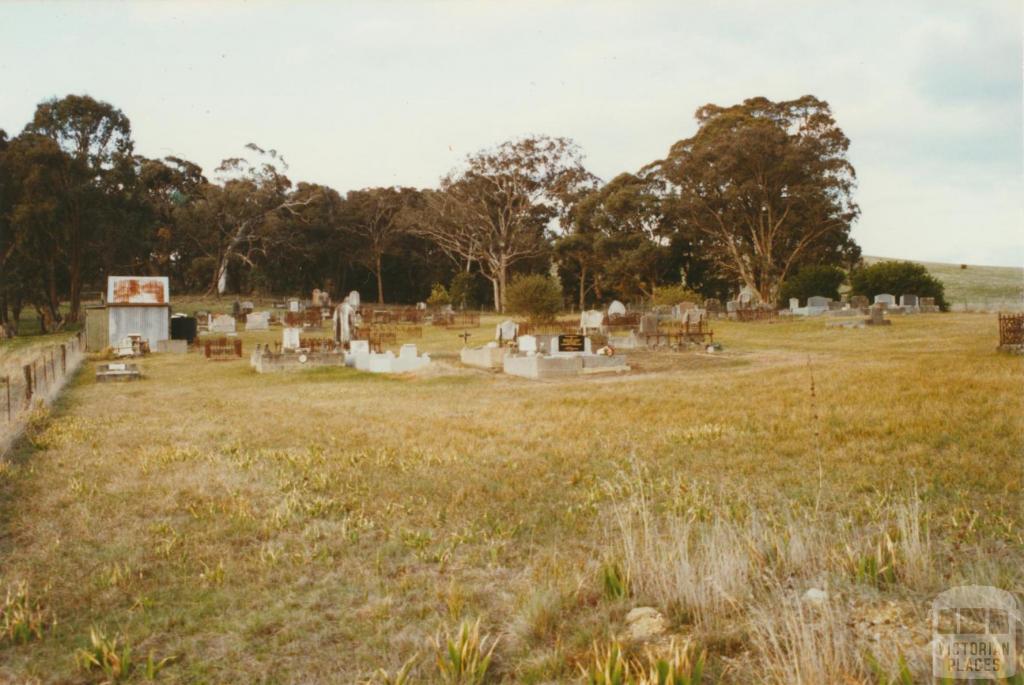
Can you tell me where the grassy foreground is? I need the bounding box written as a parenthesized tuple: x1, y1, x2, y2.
(0, 313, 1021, 683)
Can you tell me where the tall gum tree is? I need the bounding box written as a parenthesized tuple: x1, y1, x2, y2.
(344, 186, 420, 304)
(418, 136, 596, 312)
(650, 95, 860, 303)
(27, 94, 134, 322)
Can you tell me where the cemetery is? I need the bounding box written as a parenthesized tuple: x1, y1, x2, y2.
(4, 297, 1020, 683)
(1, 10, 1019, 678)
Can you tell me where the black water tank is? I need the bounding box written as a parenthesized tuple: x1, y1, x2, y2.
(171, 316, 198, 342)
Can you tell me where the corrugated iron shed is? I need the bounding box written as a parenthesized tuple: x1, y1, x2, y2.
(106, 276, 171, 349)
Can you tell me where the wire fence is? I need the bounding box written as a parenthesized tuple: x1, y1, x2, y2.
(1, 331, 86, 456)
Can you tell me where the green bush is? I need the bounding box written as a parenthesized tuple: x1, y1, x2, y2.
(651, 284, 703, 306)
(426, 283, 451, 308)
(849, 261, 948, 310)
(778, 265, 846, 306)
(504, 274, 563, 322)
(449, 272, 479, 309)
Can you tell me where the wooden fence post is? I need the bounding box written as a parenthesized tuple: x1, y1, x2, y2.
(23, 364, 32, 408)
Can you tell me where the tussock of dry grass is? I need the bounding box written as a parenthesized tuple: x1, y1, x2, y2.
(0, 312, 1020, 682)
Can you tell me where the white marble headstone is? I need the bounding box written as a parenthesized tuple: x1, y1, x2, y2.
(496, 320, 518, 341)
(210, 314, 236, 333)
(580, 309, 604, 330)
(282, 327, 301, 350)
(607, 300, 626, 317)
(246, 311, 270, 330)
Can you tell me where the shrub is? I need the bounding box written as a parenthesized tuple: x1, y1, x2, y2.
(651, 285, 703, 307)
(505, 274, 563, 322)
(449, 272, 480, 309)
(2, 582, 51, 645)
(778, 265, 846, 306)
(849, 261, 948, 310)
(427, 283, 451, 308)
(433, 618, 497, 685)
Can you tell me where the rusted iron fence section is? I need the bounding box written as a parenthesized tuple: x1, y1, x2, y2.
(2, 332, 85, 434)
(997, 312, 1024, 351)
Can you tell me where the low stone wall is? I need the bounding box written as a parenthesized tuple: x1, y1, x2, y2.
(251, 350, 347, 373)
(581, 355, 630, 374)
(503, 354, 630, 380)
(460, 346, 505, 370)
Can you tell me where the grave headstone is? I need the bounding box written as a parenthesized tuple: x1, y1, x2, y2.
(282, 327, 301, 350)
(849, 295, 870, 309)
(608, 300, 627, 317)
(703, 298, 721, 313)
(246, 311, 270, 331)
(347, 290, 361, 308)
(899, 294, 919, 308)
(807, 296, 831, 308)
(240, 301, 254, 313)
(209, 314, 236, 334)
(874, 294, 896, 308)
(580, 309, 604, 331)
(557, 333, 586, 353)
(639, 314, 660, 335)
(288, 298, 301, 312)
(496, 320, 519, 342)
(866, 305, 891, 326)
(518, 335, 538, 354)
(349, 339, 370, 355)
(683, 308, 706, 324)
(789, 298, 800, 311)
(333, 301, 356, 344)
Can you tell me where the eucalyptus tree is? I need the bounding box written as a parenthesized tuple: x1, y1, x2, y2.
(418, 136, 596, 311)
(26, 94, 134, 321)
(650, 95, 860, 302)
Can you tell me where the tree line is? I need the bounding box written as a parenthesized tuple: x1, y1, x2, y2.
(0, 93, 861, 333)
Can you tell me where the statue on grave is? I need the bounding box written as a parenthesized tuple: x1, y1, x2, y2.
(333, 301, 356, 345)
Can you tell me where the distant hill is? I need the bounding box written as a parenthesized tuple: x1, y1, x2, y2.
(864, 256, 1024, 310)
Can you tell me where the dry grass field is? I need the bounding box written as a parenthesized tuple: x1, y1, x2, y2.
(0, 312, 1021, 683)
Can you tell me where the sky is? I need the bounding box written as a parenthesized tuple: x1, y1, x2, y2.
(1, 1, 1021, 266)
